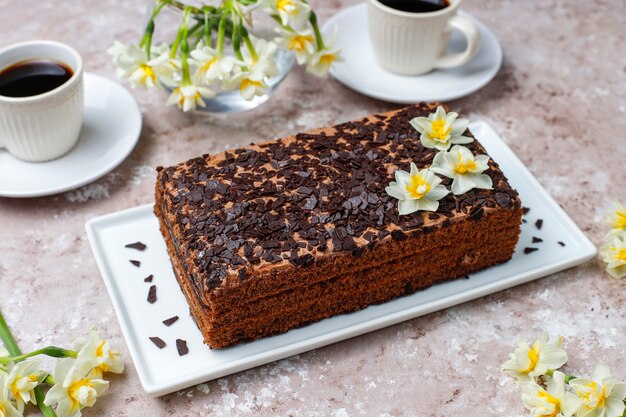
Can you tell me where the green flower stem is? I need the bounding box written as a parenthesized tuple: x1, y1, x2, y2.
(0, 307, 57, 417)
(180, 7, 193, 85)
(270, 14, 294, 32)
(216, 14, 227, 55)
(139, 0, 168, 57)
(239, 25, 257, 63)
(0, 346, 77, 364)
(545, 369, 577, 384)
(309, 11, 325, 50)
(203, 9, 213, 47)
(232, 19, 245, 65)
(44, 375, 56, 385)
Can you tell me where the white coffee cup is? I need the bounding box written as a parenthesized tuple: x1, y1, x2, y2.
(0, 40, 83, 162)
(367, 0, 481, 75)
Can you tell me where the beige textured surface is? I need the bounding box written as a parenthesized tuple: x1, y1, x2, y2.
(0, 0, 624, 416)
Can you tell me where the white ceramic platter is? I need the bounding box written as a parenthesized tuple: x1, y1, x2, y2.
(323, 4, 502, 103)
(0, 73, 141, 198)
(86, 121, 596, 396)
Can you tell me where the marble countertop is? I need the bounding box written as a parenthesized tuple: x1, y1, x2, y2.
(1, 0, 624, 416)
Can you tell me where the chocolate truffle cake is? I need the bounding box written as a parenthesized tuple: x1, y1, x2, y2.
(154, 103, 522, 348)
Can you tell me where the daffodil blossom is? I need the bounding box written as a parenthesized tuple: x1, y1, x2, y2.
(570, 364, 626, 417)
(521, 371, 582, 417)
(385, 163, 449, 215)
(166, 83, 215, 112)
(44, 358, 108, 417)
(259, 0, 310, 27)
(244, 38, 280, 78)
(0, 373, 21, 417)
(107, 42, 162, 89)
(74, 328, 124, 379)
(6, 359, 46, 413)
(501, 333, 568, 382)
(276, 27, 315, 65)
(430, 145, 492, 195)
(605, 200, 626, 237)
(237, 68, 270, 100)
(410, 106, 473, 151)
(189, 43, 242, 85)
(150, 45, 182, 88)
(599, 232, 626, 279)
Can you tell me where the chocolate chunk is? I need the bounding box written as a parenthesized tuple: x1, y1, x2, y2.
(532, 237, 543, 243)
(557, 241, 566, 247)
(162, 316, 179, 326)
(524, 247, 539, 254)
(149, 336, 166, 349)
(535, 219, 543, 230)
(352, 247, 365, 258)
(147, 285, 157, 303)
(522, 207, 530, 215)
(303, 195, 318, 211)
(391, 230, 407, 241)
(130, 260, 141, 267)
(144, 274, 154, 282)
(176, 339, 189, 356)
(495, 193, 512, 208)
(125, 241, 147, 251)
(469, 207, 484, 221)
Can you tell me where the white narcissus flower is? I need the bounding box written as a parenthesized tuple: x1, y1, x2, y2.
(259, 0, 310, 27)
(6, 359, 46, 412)
(166, 84, 215, 112)
(238, 68, 270, 100)
(107, 41, 163, 89)
(599, 232, 626, 279)
(244, 38, 280, 78)
(74, 328, 124, 379)
(275, 27, 315, 65)
(410, 106, 473, 151)
(430, 145, 492, 195)
(189, 43, 242, 85)
(44, 358, 109, 417)
(501, 333, 568, 382)
(0, 373, 21, 417)
(521, 371, 582, 417)
(570, 364, 626, 417)
(385, 163, 449, 215)
(606, 200, 626, 237)
(150, 44, 182, 88)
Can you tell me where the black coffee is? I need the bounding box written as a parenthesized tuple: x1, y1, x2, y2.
(0, 60, 73, 98)
(379, 0, 450, 13)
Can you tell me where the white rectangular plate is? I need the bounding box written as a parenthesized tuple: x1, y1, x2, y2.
(86, 121, 596, 397)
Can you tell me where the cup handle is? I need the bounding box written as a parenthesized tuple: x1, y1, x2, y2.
(435, 15, 481, 69)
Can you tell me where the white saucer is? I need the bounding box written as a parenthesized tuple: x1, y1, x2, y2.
(322, 4, 502, 103)
(0, 73, 141, 198)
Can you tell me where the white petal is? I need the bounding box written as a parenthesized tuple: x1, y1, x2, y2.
(450, 118, 469, 135)
(451, 135, 474, 145)
(419, 135, 439, 150)
(432, 140, 452, 151)
(385, 183, 406, 201)
(451, 175, 475, 195)
(395, 170, 410, 185)
(426, 184, 449, 201)
(409, 117, 431, 133)
(434, 106, 447, 120)
(398, 199, 419, 215)
(417, 198, 439, 212)
(430, 166, 454, 178)
(470, 174, 493, 190)
(409, 162, 419, 177)
(592, 363, 612, 382)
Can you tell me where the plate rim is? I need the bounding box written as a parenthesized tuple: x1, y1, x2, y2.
(323, 4, 503, 103)
(0, 72, 142, 198)
(86, 121, 597, 396)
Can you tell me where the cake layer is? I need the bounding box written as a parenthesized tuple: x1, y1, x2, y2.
(154, 103, 523, 348)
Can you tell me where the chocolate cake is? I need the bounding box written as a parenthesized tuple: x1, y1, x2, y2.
(154, 103, 522, 348)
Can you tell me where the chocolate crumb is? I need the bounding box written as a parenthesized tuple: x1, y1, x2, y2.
(147, 285, 157, 304)
(535, 219, 543, 230)
(524, 247, 539, 254)
(130, 260, 141, 267)
(391, 230, 407, 241)
(464, 275, 470, 279)
(557, 241, 566, 247)
(162, 316, 179, 326)
(522, 207, 530, 215)
(532, 237, 543, 243)
(176, 339, 189, 356)
(149, 337, 166, 349)
(522, 219, 527, 224)
(125, 242, 147, 251)
(144, 274, 154, 282)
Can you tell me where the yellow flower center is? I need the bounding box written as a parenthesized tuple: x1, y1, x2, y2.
(521, 342, 540, 374)
(405, 174, 431, 200)
(614, 247, 626, 261)
(430, 119, 451, 142)
(240, 78, 263, 91)
(319, 53, 336, 66)
(140, 64, 156, 82)
(276, 0, 294, 12)
(68, 379, 94, 409)
(613, 211, 626, 229)
(200, 57, 218, 72)
(0, 403, 6, 417)
(453, 153, 477, 174)
(537, 390, 561, 417)
(96, 341, 106, 358)
(288, 34, 313, 52)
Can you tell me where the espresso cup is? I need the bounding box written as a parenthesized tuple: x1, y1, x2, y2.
(368, 0, 481, 75)
(0, 40, 83, 162)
